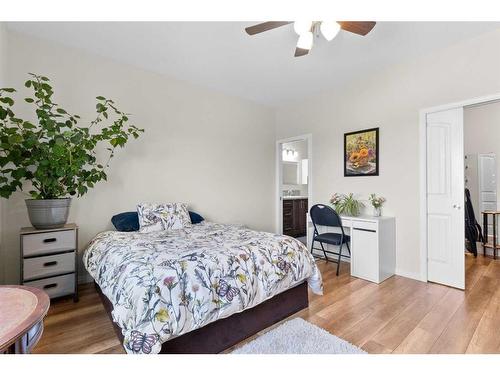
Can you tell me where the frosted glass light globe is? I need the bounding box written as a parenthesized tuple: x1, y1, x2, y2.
(296, 31, 313, 50)
(320, 21, 341, 41)
(293, 21, 313, 35)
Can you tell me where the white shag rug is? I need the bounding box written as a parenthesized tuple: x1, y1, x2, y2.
(232, 318, 366, 354)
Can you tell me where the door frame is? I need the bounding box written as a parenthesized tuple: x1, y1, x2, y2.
(275, 134, 313, 234)
(419, 93, 500, 283)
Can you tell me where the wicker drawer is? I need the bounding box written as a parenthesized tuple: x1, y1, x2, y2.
(23, 251, 75, 281)
(22, 229, 76, 257)
(24, 274, 75, 299)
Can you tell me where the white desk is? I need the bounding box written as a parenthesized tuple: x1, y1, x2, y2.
(307, 214, 396, 283)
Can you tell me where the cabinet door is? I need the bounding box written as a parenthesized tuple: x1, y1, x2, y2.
(296, 199, 307, 237)
(292, 200, 300, 236)
(283, 200, 294, 236)
(351, 228, 379, 282)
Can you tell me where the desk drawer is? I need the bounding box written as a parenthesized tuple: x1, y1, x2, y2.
(351, 220, 377, 232)
(22, 230, 76, 257)
(23, 251, 75, 281)
(340, 218, 352, 227)
(24, 274, 75, 299)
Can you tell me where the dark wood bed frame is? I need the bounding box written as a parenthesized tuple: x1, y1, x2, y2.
(95, 281, 309, 354)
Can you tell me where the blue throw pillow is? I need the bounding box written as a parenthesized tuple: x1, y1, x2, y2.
(189, 211, 204, 224)
(111, 210, 204, 231)
(111, 211, 139, 232)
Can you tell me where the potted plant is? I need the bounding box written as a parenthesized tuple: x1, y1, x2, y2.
(330, 193, 364, 217)
(329, 193, 343, 211)
(0, 74, 144, 229)
(368, 193, 386, 217)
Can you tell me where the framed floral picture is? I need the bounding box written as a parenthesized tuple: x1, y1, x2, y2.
(344, 127, 379, 177)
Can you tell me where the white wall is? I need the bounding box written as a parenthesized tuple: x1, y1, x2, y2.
(0, 23, 7, 284)
(275, 28, 500, 280)
(2, 31, 275, 283)
(3, 25, 500, 284)
(0, 24, 6, 98)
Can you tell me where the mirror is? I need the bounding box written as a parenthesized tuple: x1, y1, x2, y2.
(283, 162, 299, 185)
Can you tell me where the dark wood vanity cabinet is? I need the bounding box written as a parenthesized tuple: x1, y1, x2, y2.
(296, 199, 307, 236)
(283, 198, 308, 238)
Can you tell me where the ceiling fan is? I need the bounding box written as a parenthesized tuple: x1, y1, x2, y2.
(245, 21, 376, 57)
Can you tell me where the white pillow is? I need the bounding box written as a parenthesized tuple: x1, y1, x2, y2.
(137, 203, 192, 233)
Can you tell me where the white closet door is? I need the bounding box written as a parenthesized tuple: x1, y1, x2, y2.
(426, 108, 465, 290)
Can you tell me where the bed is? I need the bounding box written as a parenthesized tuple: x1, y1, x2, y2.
(83, 221, 322, 354)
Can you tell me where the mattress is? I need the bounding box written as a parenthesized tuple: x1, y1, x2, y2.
(83, 221, 322, 354)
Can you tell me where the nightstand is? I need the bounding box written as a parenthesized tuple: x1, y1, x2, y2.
(20, 224, 79, 302)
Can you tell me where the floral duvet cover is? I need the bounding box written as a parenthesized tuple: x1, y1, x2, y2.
(83, 222, 323, 354)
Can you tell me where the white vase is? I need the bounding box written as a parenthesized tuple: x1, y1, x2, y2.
(373, 206, 382, 217)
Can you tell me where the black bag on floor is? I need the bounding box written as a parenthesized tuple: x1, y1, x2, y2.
(464, 188, 482, 257)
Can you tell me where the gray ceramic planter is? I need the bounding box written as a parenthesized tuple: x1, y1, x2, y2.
(25, 198, 72, 229)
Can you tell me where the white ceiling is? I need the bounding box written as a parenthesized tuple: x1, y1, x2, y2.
(6, 22, 500, 106)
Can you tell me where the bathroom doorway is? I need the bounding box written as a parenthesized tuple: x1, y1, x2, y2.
(275, 134, 312, 244)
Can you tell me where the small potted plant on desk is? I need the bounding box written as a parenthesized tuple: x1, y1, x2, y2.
(330, 193, 364, 217)
(368, 193, 386, 217)
(0, 74, 144, 229)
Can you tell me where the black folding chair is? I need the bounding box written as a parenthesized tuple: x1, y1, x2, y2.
(310, 204, 351, 276)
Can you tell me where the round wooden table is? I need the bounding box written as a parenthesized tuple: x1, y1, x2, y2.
(0, 285, 50, 354)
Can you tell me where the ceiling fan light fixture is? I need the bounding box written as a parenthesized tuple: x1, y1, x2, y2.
(293, 21, 313, 35)
(320, 21, 341, 41)
(244, 21, 376, 58)
(296, 31, 314, 50)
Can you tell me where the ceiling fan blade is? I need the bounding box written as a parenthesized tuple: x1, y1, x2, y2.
(245, 21, 292, 35)
(337, 21, 376, 36)
(294, 48, 309, 57)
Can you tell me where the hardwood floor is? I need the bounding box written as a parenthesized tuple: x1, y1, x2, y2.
(33, 283, 124, 354)
(33, 253, 500, 354)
